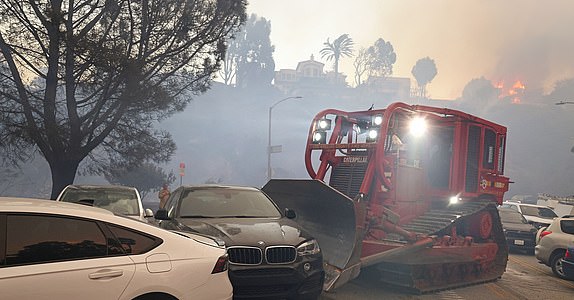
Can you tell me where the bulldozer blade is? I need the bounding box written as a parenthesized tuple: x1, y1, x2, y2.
(262, 179, 365, 291)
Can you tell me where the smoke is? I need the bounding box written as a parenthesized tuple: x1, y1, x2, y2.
(489, 32, 574, 97)
(5, 1, 574, 200)
(249, 0, 574, 99)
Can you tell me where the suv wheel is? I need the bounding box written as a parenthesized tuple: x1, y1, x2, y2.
(550, 250, 567, 279)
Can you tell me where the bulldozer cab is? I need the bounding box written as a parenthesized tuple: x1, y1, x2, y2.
(303, 102, 509, 203)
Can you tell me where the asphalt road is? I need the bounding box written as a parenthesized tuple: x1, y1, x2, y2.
(319, 252, 574, 300)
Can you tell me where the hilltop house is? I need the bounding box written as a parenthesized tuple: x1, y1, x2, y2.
(273, 55, 412, 102)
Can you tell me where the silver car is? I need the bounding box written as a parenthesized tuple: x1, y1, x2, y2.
(56, 185, 154, 222)
(535, 215, 574, 279)
(500, 201, 558, 229)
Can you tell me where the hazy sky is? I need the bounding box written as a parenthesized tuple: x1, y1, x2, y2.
(248, 0, 574, 99)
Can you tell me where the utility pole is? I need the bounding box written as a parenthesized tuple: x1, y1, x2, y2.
(267, 96, 302, 181)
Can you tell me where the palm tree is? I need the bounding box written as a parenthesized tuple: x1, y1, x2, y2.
(320, 34, 354, 78)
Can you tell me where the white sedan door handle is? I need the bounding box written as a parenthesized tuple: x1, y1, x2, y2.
(89, 269, 124, 280)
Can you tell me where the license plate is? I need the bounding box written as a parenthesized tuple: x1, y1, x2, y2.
(514, 239, 525, 246)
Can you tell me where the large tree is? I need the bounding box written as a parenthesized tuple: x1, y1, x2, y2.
(411, 57, 438, 99)
(320, 34, 354, 78)
(457, 77, 499, 114)
(219, 37, 241, 86)
(234, 14, 275, 88)
(366, 38, 396, 78)
(0, 0, 246, 198)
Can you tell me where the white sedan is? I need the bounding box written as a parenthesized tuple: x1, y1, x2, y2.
(0, 197, 232, 300)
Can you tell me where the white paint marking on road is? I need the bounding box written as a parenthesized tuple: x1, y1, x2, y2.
(437, 290, 465, 300)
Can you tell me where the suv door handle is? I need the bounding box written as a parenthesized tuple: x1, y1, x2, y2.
(89, 269, 124, 280)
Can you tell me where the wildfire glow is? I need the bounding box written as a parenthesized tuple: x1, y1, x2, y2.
(494, 79, 526, 104)
(512, 80, 525, 90)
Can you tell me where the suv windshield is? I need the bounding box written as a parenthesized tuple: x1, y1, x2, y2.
(60, 187, 140, 216)
(178, 188, 281, 218)
(520, 206, 557, 219)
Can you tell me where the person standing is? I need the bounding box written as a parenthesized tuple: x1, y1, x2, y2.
(158, 184, 171, 209)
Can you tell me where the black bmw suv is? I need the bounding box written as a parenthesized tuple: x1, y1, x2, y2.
(155, 185, 324, 299)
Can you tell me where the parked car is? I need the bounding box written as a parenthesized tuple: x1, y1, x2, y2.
(561, 244, 574, 280)
(56, 184, 154, 222)
(535, 215, 574, 279)
(498, 207, 538, 253)
(0, 197, 232, 300)
(500, 201, 558, 229)
(155, 185, 325, 300)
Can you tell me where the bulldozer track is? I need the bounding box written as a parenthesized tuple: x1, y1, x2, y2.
(374, 201, 508, 293)
(402, 201, 493, 236)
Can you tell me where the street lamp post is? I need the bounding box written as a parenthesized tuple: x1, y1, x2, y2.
(267, 96, 302, 181)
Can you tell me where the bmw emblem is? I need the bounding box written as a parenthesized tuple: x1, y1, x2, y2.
(258, 241, 265, 246)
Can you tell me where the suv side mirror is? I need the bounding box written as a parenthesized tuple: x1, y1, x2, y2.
(284, 208, 296, 219)
(155, 208, 170, 220)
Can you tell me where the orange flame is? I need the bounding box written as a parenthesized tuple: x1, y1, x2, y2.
(492, 79, 525, 104)
(512, 80, 525, 90)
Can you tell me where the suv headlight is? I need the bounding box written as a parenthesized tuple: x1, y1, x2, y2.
(297, 239, 321, 256)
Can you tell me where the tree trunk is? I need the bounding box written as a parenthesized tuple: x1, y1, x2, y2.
(334, 59, 339, 83)
(48, 158, 80, 199)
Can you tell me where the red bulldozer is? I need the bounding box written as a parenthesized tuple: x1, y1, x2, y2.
(263, 102, 511, 293)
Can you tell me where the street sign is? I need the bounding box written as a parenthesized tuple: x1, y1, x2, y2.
(179, 162, 185, 176)
(269, 145, 283, 153)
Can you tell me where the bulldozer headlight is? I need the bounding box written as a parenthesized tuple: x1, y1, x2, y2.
(297, 239, 321, 256)
(449, 196, 460, 205)
(372, 114, 383, 126)
(409, 116, 428, 137)
(316, 118, 331, 130)
(366, 129, 379, 142)
(312, 131, 327, 144)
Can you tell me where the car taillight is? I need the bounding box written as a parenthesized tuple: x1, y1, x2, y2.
(565, 249, 571, 259)
(211, 254, 228, 274)
(539, 230, 552, 239)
